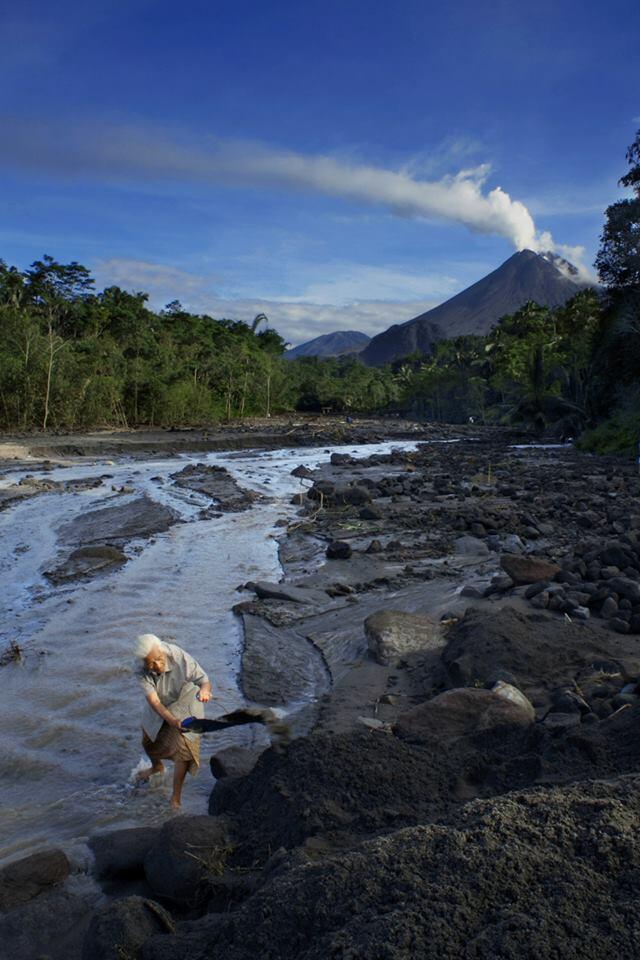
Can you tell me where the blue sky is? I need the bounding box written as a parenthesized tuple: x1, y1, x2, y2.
(0, 0, 638, 345)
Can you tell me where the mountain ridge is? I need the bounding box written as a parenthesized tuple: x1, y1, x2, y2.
(284, 329, 371, 360)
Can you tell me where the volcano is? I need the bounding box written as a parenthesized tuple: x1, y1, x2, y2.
(359, 250, 594, 366)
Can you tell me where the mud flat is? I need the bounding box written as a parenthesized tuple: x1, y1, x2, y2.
(0, 415, 485, 467)
(5, 433, 640, 959)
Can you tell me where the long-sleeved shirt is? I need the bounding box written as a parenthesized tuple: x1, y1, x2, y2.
(139, 641, 210, 742)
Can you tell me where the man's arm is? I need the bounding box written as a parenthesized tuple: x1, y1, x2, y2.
(145, 690, 183, 729)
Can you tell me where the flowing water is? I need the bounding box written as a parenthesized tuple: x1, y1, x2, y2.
(0, 440, 418, 868)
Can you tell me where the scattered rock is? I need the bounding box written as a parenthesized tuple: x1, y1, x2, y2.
(326, 540, 352, 560)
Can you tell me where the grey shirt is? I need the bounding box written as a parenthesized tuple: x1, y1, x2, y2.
(139, 641, 210, 742)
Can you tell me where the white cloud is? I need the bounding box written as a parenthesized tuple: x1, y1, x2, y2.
(94, 258, 214, 297)
(91, 256, 440, 345)
(1, 119, 589, 272)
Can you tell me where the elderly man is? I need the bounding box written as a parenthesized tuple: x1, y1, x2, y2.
(135, 633, 212, 809)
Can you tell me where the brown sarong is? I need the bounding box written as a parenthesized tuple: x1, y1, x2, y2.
(142, 722, 200, 776)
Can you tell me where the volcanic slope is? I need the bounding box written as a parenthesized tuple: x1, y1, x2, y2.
(360, 249, 593, 365)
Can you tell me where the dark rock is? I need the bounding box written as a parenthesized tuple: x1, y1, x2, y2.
(81, 895, 174, 960)
(460, 585, 483, 598)
(500, 554, 561, 585)
(454, 536, 489, 557)
(599, 544, 634, 568)
(89, 827, 160, 881)
(326, 540, 352, 560)
(525, 581, 548, 599)
(366, 539, 382, 554)
(252, 581, 327, 604)
(210, 746, 263, 780)
(330, 453, 353, 465)
(572, 606, 590, 620)
(364, 610, 443, 665)
(0, 849, 70, 911)
(608, 577, 640, 603)
(290, 465, 314, 479)
(359, 505, 382, 520)
(144, 816, 232, 903)
(556, 570, 581, 585)
(530, 591, 550, 609)
(609, 618, 630, 634)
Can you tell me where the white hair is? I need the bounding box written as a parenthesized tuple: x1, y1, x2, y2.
(134, 633, 164, 660)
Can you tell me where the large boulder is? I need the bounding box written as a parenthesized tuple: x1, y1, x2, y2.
(0, 848, 69, 911)
(500, 553, 560, 585)
(393, 684, 534, 744)
(144, 816, 231, 904)
(81, 896, 174, 960)
(364, 610, 443, 665)
(89, 827, 160, 881)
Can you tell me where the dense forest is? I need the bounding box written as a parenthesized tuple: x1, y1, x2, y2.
(0, 131, 638, 453)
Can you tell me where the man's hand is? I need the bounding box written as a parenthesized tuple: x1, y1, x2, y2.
(196, 683, 212, 703)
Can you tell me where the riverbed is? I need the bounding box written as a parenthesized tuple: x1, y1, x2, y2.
(0, 440, 418, 868)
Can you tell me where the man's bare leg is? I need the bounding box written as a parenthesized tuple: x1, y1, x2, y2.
(135, 760, 165, 782)
(171, 760, 189, 809)
(135, 739, 165, 782)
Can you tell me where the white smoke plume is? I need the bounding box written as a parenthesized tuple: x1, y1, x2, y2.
(1, 119, 590, 276)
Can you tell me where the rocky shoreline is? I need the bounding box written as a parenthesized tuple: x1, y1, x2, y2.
(3, 427, 640, 959)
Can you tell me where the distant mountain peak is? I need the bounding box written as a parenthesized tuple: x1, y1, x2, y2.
(284, 329, 371, 360)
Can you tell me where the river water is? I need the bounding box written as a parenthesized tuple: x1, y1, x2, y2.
(0, 440, 417, 869)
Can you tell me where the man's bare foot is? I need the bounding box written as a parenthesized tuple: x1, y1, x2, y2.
(135, 762, 164, 782)
(170, 797, 181, 810)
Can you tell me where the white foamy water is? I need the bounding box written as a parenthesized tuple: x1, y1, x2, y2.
(0, 440, 417, 867)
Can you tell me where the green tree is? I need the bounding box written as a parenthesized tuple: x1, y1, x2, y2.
(595, 129, 640, 288)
